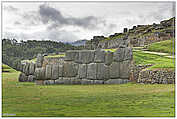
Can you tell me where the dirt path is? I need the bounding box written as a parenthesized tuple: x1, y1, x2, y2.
(135, 50, 175, 59)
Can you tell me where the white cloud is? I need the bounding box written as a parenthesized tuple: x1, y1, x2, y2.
(2, 1, 175, 42)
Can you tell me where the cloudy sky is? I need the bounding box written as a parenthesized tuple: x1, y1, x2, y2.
(2, 1, 175, 42)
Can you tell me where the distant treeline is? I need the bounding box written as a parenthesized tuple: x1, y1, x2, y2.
(2, 38, 83, 68)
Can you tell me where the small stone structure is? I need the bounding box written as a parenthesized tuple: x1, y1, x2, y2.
(17, 44, 133, 85)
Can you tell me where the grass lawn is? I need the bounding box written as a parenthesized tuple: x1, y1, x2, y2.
(133, 50, 175, 70)
(147, 39, 175, 54)
(2, 69, 175, 117)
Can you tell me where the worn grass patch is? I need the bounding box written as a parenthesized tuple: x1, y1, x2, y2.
(133, 50, 175, 70)
(147, 39, 175, 54)
(2, 70, 175, 117)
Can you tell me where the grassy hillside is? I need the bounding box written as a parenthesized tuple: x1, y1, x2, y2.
(2, 69, 175, 117)
(2, 64, 16, 73)
(133, 50, 175, 70)
(147, 39, 175, 54)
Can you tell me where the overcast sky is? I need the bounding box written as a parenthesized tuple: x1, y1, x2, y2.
(2, 1, 175, 42)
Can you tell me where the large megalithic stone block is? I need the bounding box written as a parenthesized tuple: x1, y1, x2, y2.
(78, 64, 87, 79)
(22, 64, 26, 73)
(81, 79, 94, 85)
(36, 54, 44, 68)
(119, 60, 131, 79)
(19, 73, 28, 82)
(29, 62, 36, 75)
(45, 64, 52, 79)
(105, 51, 113, 65)
(28, 75, 35, 82)
(76, 50, 95, 64)
(51, 64, 59, 80)
(64, 50, 79, 61)
(20, 63, 24, 72)
(94, 49, 105, 63)
(124, 47, 133, 61)
(87, 63, 97, 79)
(63, 62, 78, 77)
(109, 62, 120, 79)
(24, 63, 30, 75)
(104, 79, 129, 84)
(97, 63, 110, 80)
(113, 48, 125, 62)
(35, 67, 45, 80)
(58, 64, 63, 77)
(113, 47, 133, 62)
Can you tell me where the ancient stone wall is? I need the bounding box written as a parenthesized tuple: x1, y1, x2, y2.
(17, 47, 133, 85)
(137, 69, 175, 84)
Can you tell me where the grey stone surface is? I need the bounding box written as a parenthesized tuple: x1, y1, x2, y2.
(18, 73, 28, 82)
(124, 47, 133, 60)
(28, 75, 35, 82)
(81, 79, 94, 85)
(44, 80, 55, 85)
(110, 62, 120, 79)
(113, 48, 125, 62)
(58, 64, 63, 77)
(70, 77, 81, 84)
(105, 51, 113, 65)
(64, 50, 79, 61)
(52, 64, 59, 80)
(87, 63, 97, 79)
(55, 78, 64, 84)
(24, 63, 30, 75)
(63, 62, 78, 77)
(35, 67, 45, 80)
(93, 80, 104, 84)
(45, 64, 52, 79)
(22, 64, 26, 73)
(104, 79, 129, 84)
(36, 54, 44, 68)
(29, 63, 36, 75)
(94, 49, 105, 63)
(78, 64, 87, 79)
(76, 50, 95, 64)
(97, 63, 109, 80)
(63, 77, 71, 84)
(119, 60, 131, 79)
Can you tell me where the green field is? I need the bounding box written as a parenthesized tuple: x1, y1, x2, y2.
(147, 39, 175, 54)
(2, 67, 175, 117)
